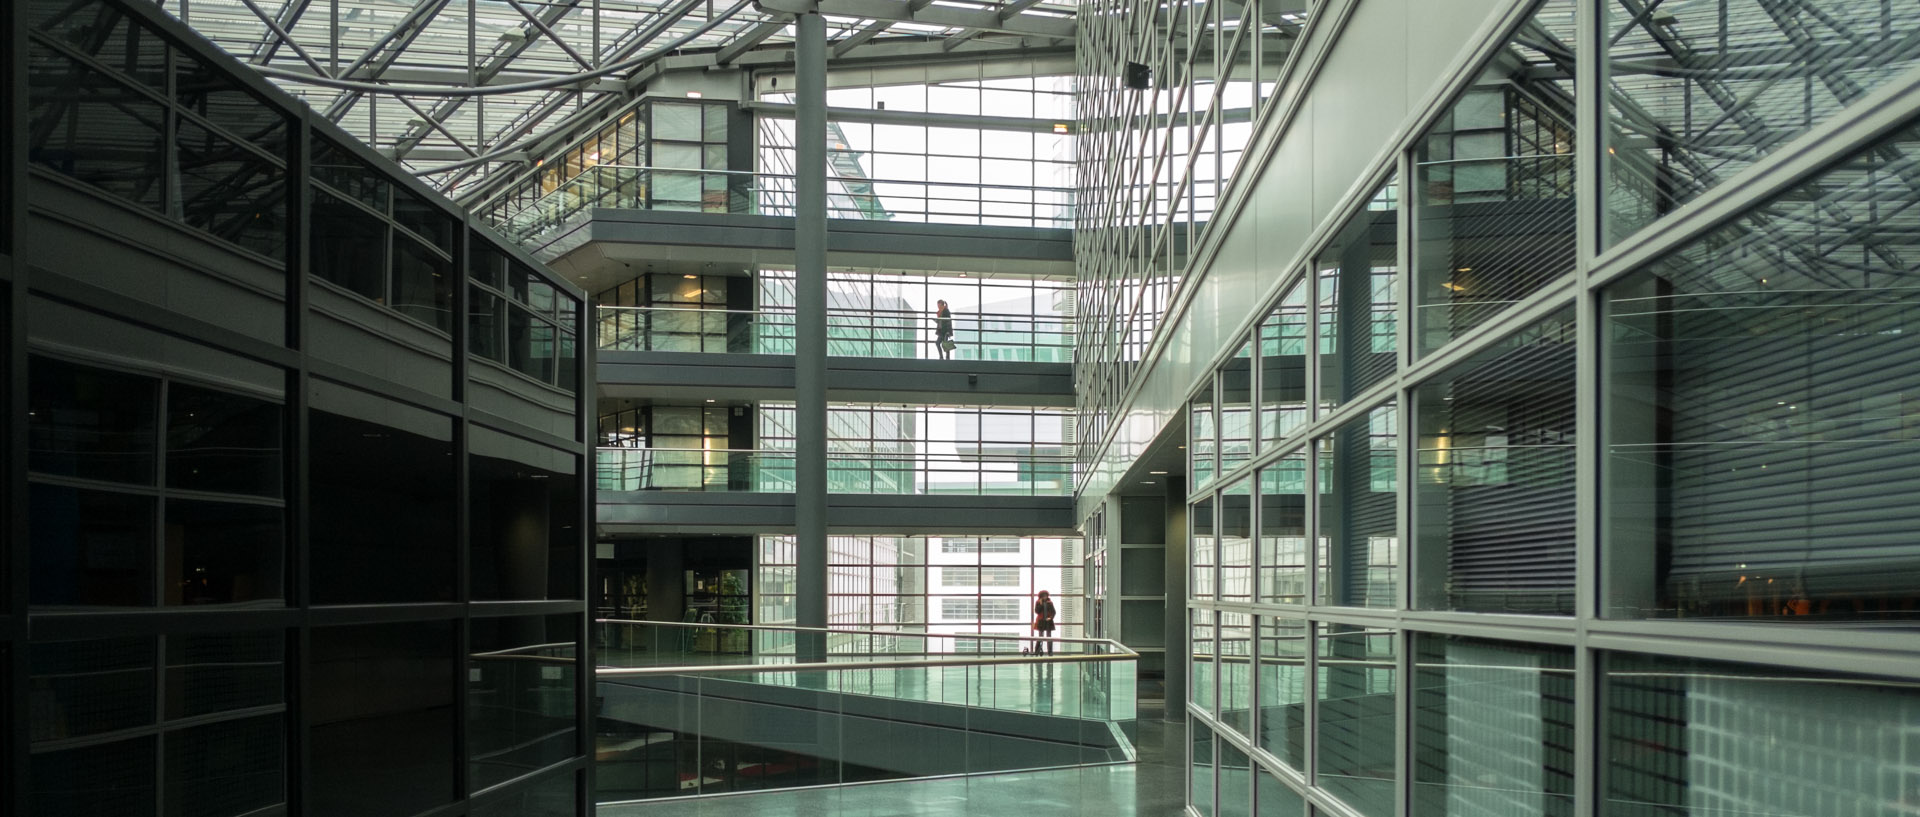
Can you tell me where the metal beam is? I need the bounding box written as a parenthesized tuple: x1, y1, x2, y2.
(503, 0, 595, 70)
(831, 19, 890, 57)
(323, 0, 454, 122)
(717, 17, 792, 64)
(249, 0, 315, 64)
(811, 0, 1073, 37)
(390, 0, 585, 159)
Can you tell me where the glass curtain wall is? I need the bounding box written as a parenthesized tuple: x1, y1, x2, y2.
(1172, 1, 1920, 815)
(757, 535, 1083, 647)
(758, 76, 1076, 228)
(1073, 0, 1311, 464)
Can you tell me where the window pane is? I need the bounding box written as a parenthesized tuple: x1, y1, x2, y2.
(30, 637, 155, 740)
(27, 46, 166, 213)
(1219, 611, 1252, 736)
(1413, 2, 1575, 355)
(651, 103, 702, 141)
(1316, 625, 1397, 817)
(167, 382, 282, 497)
(1220, 740, 1252, 817)
(1220, 479, 1252, 602)
(1259, 283, 1308, 446)
(1317, 402, 1398, 608)
(1318, 179, 1399, 407)
(1603, 115, 1920, 621)
(1256, 617, 1306, 769)
(1191, 718, 1215, 817)
(166, 630, 283, 719)
(164, 499, 283, 605)
(469, 616, 578, 790)
(166, 714, 284, 817)
(1601, 0, 1920, 247)
(311, 190, 387, 300)
(1257, 769, 1304, 816)
(1192, 496, 1215, 601)
(470, 429, 582, 601)
(392, 235, 454, 333)
(1223, 340, 1254, 469)
(1414, 311, 1575, 615)
(1191, 609, 1215, 710)
(32, 736, 156, 817)
(31, 484, 155, 606)
(29, 355, 158, 484)
(173, 117, 288, 258)
(1258, 455, 1307, 604)
(1601, 652, 1920, 817)
(311, 622, 456, 817)
(309, 388, 455, 604)
(1412, 635, 1573, 817)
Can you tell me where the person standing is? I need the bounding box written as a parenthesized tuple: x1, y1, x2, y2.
(934, 299, 954, 359)
(1031, 589, 1057, 655)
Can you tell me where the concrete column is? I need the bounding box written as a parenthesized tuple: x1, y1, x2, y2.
(793, 10, 829, 661)
(1162, 476, 1188, 719)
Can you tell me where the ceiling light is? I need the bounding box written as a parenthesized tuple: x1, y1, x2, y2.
(1053, 123, 1069, 134)
(686, 91, 704, 98)
(498, 29, 529, 43)
(1149, 470, 1168, 475)
(706, 399, 716, 403)
(684, 274, 698, 279)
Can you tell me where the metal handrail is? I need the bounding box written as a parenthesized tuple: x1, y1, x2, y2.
(604, 617, 1130, 649)
(595, 619, 1138, 678)
(596, 446, 1074, 462)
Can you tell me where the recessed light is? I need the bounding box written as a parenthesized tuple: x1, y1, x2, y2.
(1140, 480, 1156, 484)
(1150, 470, 1168, 475)
(684, 274, 698, 279)
(686, 91, 703, 98)
(706, 399, 716, 403)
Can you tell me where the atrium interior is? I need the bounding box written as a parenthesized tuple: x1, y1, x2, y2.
(5, 0, 1920, 816)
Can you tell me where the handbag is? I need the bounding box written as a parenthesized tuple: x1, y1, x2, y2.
(941, 339, 957, 352)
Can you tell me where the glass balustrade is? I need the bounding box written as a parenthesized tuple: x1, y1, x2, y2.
(596, 305, 1074, 362)
(593, 619, 1136, 801)
(495, 164, 1076, 244)
(595, 448, 1074, 496)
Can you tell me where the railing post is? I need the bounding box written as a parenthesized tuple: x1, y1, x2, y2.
(794, 8, 829, 665)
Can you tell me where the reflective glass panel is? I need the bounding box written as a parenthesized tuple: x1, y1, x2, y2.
(1258, 455, 1307, 605)
(1259, 282, 1309, 446)
(1317, 402, 1398, 608)
(1317, 179, 1399, 408)
(1256, 617, 1307, 770)
(1603, 116, 1920, 621)
(1316, 625, 1398, 817)
(1415, 310, 1575, 615)
(1412, 635, 1574, 817)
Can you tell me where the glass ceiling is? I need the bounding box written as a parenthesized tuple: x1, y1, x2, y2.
(159, 0, 1076, 195)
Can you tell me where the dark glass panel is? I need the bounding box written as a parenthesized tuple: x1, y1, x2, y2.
(172, 47, 288, 155)
(392, 234, 454, 333)
(470, 430, 582, 601)
(164, 714, 284, 817)
(31, 736, 156, 817)
(393, 187, 455, 256)
(310, 189, 387, 300)
(1412, 635, 1574, 817)
(29, 637, 155, 740)
(167, 382, 282, 497)
(310, 622, 456, 817)
(1257, 769, 1304, 816)
(468, 615, 579, 790)
(309, 396, 455, 605)
(165, 631, 283, 719)
(29, 1, 166, 90)
(28, 355, 157, 484)
(469, 234, 506, 288)
(510, 309, 558, 384)
(173, 117, 287, 259)
(30, 484, 155, 606)
(472, 771, 576, 817)
(163, 499, 283, 605)
(470, 287, 505, 362)
(26, 44, 166, 215)
(1258, 283, 1308, 446)
(310, 135, 389, 212)
(1220, 740, 1252, 817)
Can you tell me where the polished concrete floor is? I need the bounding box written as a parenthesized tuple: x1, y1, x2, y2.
(598, 699, 1187, 817)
